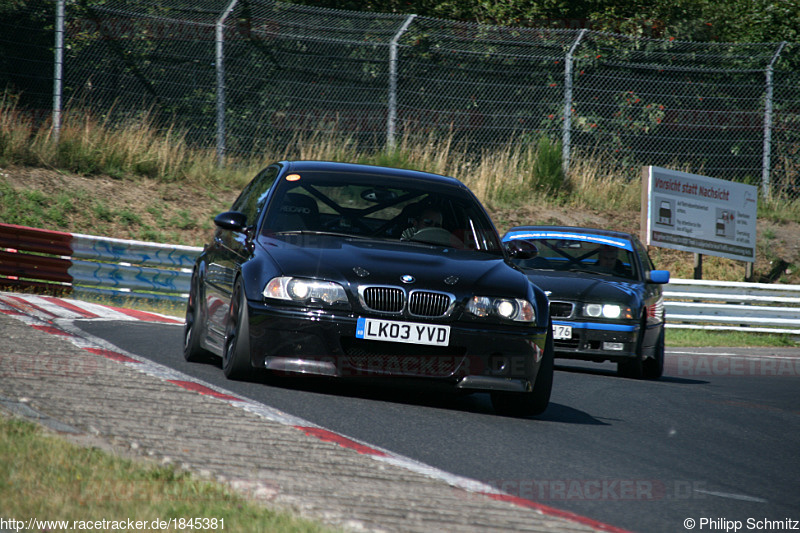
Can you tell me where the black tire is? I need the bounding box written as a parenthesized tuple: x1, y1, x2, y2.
(618, 319, 645, 379)
(184, 274, 213, 363)
(642, 328, 665, 380)
(618, 355, 643, 379)
(222, 279, 252, 380)
(491, 325, 554, 417)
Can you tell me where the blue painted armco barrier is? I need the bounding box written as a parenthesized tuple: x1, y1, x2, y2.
(0, 223, 201, 303)
(68, 259, 193, 293)
(71, 233, 201, 269)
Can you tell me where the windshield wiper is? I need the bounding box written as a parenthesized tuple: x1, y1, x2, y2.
(566, 266, 608, 275)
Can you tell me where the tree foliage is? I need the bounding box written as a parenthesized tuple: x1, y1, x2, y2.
(0, 0, 55, 108)
(289, 0, 800, 43)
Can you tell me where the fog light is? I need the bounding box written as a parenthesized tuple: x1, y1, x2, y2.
(603, 342, 624, 351)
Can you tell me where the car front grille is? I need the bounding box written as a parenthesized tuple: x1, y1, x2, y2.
(359, 286, 454, 318)
(550, 301, 574, 318)
(409, 291, 453, 317)
(361, 286, 404, 313)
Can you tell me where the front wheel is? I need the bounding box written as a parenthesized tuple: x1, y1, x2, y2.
(642, 329, 665, 380)
(491, 326, 554, 417)
(617, 354, 643, 379)
(618, 320, 645, 379)
(184, 274, 213, 363)
(222, 279, 252, 380)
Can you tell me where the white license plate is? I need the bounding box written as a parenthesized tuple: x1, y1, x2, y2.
(553, 324, 573, 340)
(356, 317, 450, 346)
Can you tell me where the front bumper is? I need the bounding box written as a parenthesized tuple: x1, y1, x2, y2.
(552, 320, 640, 363)
(245, 299, 548, 391)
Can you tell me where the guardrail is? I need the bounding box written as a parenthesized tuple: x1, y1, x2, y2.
(663, 279, 800, 335)
(2, 223, 799, 334)
(0, 223, 201, 304)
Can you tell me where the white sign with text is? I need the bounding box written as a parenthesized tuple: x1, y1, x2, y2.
(641, 166, 757, 262)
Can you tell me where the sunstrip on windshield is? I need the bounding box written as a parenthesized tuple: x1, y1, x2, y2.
(503, 231, 633, 252)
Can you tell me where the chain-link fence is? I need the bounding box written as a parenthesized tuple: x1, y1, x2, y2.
(2, 0, 799, 198)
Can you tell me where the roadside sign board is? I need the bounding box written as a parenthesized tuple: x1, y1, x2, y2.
(641, 166, 757, 262)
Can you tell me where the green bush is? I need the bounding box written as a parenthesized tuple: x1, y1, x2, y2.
(531, 136, 566, 193)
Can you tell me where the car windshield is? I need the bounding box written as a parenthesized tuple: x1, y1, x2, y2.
(260, 170, 504, 254)
(509, 233, 639, 280)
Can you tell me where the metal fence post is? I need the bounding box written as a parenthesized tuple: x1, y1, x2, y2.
(761, 41, 786, 198)
(387, 14, 417, 151)
(216, 0, 239, 166)
(53, 0, 65, 142)
(562, 29, 587, 175)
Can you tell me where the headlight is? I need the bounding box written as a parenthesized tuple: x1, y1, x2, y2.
(264, 277, 349, 307)
(467, 296, 535, 323)
(583, 303, 633, 319)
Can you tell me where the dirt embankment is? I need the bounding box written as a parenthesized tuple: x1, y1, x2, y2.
(2, 165, 798, 284)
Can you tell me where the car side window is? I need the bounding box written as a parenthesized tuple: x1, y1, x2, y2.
(231, 166, 279, 227)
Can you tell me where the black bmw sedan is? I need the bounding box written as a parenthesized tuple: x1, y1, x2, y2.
(184, 161, 553, 416)
(503, 226, 670, 380)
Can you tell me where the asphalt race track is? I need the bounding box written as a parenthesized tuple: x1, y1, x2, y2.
(74, 318, 800, 533)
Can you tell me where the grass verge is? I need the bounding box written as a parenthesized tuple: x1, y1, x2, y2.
(666, 328, 799, 347)
(0, 414, 336, 533)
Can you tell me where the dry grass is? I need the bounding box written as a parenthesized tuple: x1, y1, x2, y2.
(566, 154, 641, 212)
(2, 96, 799, 284)
(2, 97, 793, 219)
(0, 100, 575, 210)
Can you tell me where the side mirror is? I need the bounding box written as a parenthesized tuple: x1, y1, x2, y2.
(505, 240, 538, 260)
(214, 211, 248, 233)
(647, 270, 670, 284)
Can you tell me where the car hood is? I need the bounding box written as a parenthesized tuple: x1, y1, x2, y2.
(257, 233, 528, 297)
(522, 269, 641, 302)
